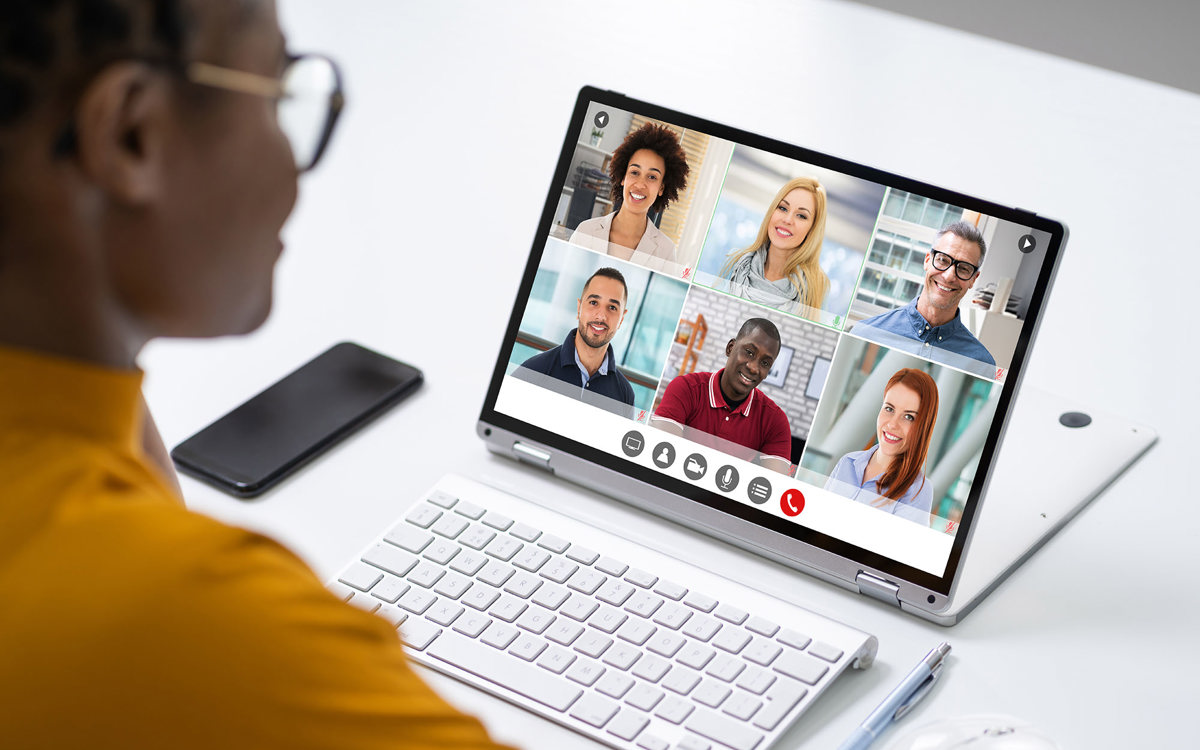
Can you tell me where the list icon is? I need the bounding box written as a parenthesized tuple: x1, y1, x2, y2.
(747, 477, 772, 505)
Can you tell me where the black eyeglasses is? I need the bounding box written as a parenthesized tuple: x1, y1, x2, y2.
(53, 53, 344, 173)
(929, 249, 979, 280)
(186, 53, 344, 172)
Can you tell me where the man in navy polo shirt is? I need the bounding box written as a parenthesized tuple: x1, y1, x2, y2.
(851, 221, 996, 378)
(517, 267, 636, 412)
(651, 318, 792, 474)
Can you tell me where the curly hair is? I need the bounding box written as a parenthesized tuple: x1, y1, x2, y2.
(0, 0, 190, 138)
(606, 122, 690, 215)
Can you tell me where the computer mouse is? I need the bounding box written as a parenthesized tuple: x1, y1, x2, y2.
(884, 714, 1061, 750)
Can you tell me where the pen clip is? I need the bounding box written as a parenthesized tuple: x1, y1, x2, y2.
(892, 664, 942, 722)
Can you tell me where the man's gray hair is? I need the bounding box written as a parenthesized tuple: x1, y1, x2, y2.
(937, 220, 987, 266)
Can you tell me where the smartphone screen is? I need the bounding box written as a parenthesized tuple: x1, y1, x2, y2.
(171, 342, 423, 497)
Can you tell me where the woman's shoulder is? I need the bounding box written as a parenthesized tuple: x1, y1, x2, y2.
(570, 213, 612, 241)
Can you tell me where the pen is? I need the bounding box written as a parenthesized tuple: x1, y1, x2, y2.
(837, 642, 951, 750)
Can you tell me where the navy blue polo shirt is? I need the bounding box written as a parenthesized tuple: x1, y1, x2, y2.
(518, 330, 635, 406)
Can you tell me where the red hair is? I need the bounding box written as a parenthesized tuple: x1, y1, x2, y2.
(868, 368, 939, 502)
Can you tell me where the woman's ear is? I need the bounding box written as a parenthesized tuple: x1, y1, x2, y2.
(72, 62, 171, 205)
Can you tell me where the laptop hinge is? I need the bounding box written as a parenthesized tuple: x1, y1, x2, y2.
(856, 571, 901, 606)
(512, 441, 553, 471)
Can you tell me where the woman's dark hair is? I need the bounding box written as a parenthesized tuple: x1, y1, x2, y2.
(0, 0, 190, 134)
(606, 122, 690, 215)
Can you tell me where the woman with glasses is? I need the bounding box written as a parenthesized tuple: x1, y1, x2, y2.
(823, 368, 939, 526)
(570, 122, 690, 273)
(718, 176, 831, 321)
(0, 1, 510, 748)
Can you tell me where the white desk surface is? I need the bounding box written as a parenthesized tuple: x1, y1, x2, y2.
(141, 1, 1200, 747)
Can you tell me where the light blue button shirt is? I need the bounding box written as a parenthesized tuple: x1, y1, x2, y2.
(824, 447, 933, 525)
(573, 344, 610, 387)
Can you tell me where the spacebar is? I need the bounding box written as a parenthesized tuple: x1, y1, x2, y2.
(425, 632, 582, 713)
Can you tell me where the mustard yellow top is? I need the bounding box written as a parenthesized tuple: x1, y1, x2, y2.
(0, 346, 514, 749)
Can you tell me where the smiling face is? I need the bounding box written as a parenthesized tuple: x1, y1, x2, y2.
(619, 148, 665, 217)
(720, 327, 780, 403)
(919, 231, 981, 325)
(767, 188, 816, 253)
(876, 382, 921, 461)
(576, 274, 627, 350)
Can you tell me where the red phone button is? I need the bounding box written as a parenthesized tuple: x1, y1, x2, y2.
(780, 489, 805, 517)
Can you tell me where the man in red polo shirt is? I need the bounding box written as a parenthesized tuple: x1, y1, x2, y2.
(651, 318, 792, 473)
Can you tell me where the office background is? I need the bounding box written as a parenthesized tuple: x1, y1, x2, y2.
(141, 1, 1199, 747)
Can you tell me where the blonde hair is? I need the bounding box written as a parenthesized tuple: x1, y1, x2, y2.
(721, 177, 830, 313)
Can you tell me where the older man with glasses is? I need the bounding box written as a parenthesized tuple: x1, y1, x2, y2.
(0, 1, 512, 748)
(852, 221, 996, 376)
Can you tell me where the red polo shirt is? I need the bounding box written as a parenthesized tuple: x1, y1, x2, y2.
(653, 370, 792, 460)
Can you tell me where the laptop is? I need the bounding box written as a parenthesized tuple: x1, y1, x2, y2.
(333, 86, 1155, 747)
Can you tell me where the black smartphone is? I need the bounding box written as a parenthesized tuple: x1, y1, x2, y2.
(171, 342, 423, 498)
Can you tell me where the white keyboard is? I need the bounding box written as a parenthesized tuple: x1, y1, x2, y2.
(329, 475, 877, 750)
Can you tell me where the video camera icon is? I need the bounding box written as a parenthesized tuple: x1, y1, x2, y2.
(683, 453, 707, 480)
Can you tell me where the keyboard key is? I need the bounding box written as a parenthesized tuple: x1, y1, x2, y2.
(362, 543, 418, 578)
(453, 612, 491, 638)
(371, 576, 410, 604)
(683, 591, 718, 613)
(625, 591, 664, 619)
(515, 606, 555, 635)
(376, 606, 407, 628)
(722, 692, 762, 721)
(484, 535, 522, 561)
(545, 619, 584, 646)
(399, 618, 440, 650)
(569, 692, 619, 728)
(406, 561, 445, 589)
(510, 522, 542, 542)
(686, 706, 765, 750)
(653, 579, 688, 600)
(601, 642, 642, 671)
(681, 615, 721, 642)
(537, 645, 576, 675)
(565, 658, 606, 687)
(595, 671, 634, 699)
(625, 567, 658, 588)
(426, 490, 458, 508)
(433, 572, 472, 600)
(574, 631, 613, 659)
(624, 684, 665, 712)
(588, 605, 627, 634)
(714, 604, 748, 625)
(503, 571, 543, 599)
(652, 602, 693, 630)
(646, 630, 685, 659)
(384, 524, 433, 554)
(751, 679, 807, 731)
(426, 631, 580, 712)
(637, 736, 669, 750)
(536, 533, 570, 554)
(565, 544, 599, 565)
(712, 627, 751, 655)
(531, 583, 570, 610)
(677, 643, 716, 671)
(481, 510, 513, 530)
(744, 637, 782, 666)
(607, 708, 650, 741)
(477, 561, 515, 587)
(406, 504, 442, 529)
(631, 654, 671, 683)
(489, 594, 528, 623)
(737, 666, 776, 695)
(512, 547, 551, 573)
(540, 557, 579, 584)
(808, 641, 844, 663)
(705, 653, 746, 683)
(566, 568, 606, 595)
(560, 593, 599, 622)
(480, 623, 520, 650)
(595, 555, 629, 576)
(693, 678, 731, 708)
(453, 500, 486, 520)
(461, 584, 500, 611)
(676, 735, 711, 750)
(508, 633, 548, 662)
(347, 591, 380, 612)
(745, 616, 779, 637)
(327, 581, 354, 602)
(422, 539, 459, 566)
(449, 550, 488, 576)
(662, 665, 702, 695)
(596, 579, 636, 607)
(653, 695, 695, 724)
(338, 563, 383, 592)
(427, 601, 464, 627)
(431, 514, 469, 540)
(616, 617, 657, 647)
(396, 588, 437, 615)
(777, 628, 811, 651)
(773, 650, 828, 685)
(458, 525, 496, 550)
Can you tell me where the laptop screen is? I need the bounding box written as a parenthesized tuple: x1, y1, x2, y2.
(481, 87, 1065, 598)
